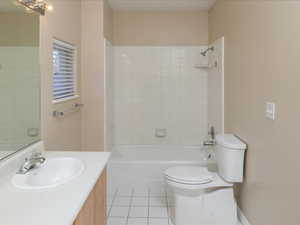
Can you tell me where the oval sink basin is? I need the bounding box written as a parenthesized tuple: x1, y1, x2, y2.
(12, 157, 84, 190)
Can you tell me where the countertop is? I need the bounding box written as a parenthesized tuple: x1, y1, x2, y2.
(0, 151, 111, 225)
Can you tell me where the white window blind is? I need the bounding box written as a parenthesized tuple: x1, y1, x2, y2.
(52, 39, 76, 101)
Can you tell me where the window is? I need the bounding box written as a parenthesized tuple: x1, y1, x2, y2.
(52, 39, 77, 102)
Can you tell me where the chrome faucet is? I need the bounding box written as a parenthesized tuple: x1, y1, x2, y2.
(17, 152, 46, 174)
(203, 126, 216, 146)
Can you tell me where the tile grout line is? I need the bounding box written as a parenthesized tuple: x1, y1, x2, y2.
(108, 188, 119, 218)
(125, 188, 134, 225)
(165, 188, 171, 225)
(147, 187, 150, 225)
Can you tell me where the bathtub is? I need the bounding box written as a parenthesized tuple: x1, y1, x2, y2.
(107, 145, 215, 196)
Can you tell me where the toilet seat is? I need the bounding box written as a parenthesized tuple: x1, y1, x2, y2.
(164, 166, 215, 185)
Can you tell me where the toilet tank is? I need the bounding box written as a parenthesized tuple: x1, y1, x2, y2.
(215, 134, 247, 183)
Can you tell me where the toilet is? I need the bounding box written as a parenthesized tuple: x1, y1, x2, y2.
(164, 134, 247, 225)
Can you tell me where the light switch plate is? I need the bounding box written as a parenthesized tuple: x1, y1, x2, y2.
(265, 102, 276, 120)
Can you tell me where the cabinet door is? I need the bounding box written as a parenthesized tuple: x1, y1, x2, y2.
(95, 169, 106, 225)
(73, 169, 106, 225)
(73, 189, 95, 225)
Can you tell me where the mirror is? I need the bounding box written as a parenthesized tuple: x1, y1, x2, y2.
(0, 0, 40, 160)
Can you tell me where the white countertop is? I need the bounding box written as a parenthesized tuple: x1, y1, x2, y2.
(0, 151, 111, 225)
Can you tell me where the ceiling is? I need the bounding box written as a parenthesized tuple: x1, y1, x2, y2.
(109, 0, 217, 11)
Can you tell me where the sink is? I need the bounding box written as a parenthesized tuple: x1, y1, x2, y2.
(12, 157, 84, 190)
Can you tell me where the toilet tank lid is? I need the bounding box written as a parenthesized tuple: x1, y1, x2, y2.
(216, 134, 247, 150)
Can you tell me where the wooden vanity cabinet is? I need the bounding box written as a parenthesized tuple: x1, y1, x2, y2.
(73, 169, 107, 225)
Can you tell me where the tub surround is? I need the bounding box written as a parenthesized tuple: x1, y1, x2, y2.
(108, 146, 215, 198)
(0, 146, 110, 225)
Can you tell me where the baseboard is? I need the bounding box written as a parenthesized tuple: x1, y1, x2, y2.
(238, 207, 251, 225)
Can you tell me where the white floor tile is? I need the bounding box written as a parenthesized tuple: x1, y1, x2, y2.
(166, 196, 175, 206)
(110, 206, 130, 217)
(107, 196, 114, 206)
(133, 187, 149, 197)
(129, 206, 148, 218)
(108, 217, 127, 225)
(113, 197, 132, 206)
(148, 218, 169, 225)
(168, 218, 175, 225)
(131, 197, 149, 206)
(149, 197, 167, 206)
(149, 207, 168, 218)
(127, 218, 148, 225)
(107, 188, 118, 197)
(149, 188, 166, 197)
(117, 187, 134, 197)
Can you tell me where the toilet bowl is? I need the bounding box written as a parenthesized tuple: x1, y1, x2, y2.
(164, 134, 246, 225)
(165, 166, 236, 225)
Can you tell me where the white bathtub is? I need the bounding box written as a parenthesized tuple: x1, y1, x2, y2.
(107, 145, 215, 196)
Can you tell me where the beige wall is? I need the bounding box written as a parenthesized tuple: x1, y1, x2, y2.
(0, 12, 39, 46)
(103, 0, 114, 42)
(40, 1, 82, 151)
(40, 0, 110, 152)
(209, 1, 300, 225)
(81, 0, 106, 151)
(113, 10, 208, 45)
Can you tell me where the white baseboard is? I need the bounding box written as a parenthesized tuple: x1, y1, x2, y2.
(238, 207, 251, 225)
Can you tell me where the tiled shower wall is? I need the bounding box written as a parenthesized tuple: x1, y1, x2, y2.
(208, 37, 224, 135)
(113, 46, 208, 146)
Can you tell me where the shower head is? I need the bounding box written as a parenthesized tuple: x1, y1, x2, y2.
(201, 47, 214, 56)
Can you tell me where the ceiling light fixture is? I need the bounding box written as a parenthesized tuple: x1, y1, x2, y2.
(16, 0, 53, 15)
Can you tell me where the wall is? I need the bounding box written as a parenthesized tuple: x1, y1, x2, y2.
(113, 11, 208, 46)
(209, 1, 300, 225)
(113, 46, 208, 146)
(103, 0, 114, 42)
(81, 0, 106, 151)
(103, 0, 114, 151)
(104, 40, 114, 151)
(0, 47, 40, 151)
(40, 0, 82, 151)
(40, 0, 112, 152)
(0, 12, 40, 153)
(0, 13, 39, 46)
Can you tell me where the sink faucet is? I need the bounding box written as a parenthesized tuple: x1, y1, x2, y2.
(203, 126, 216, 146)
(17, 152, 46, 174)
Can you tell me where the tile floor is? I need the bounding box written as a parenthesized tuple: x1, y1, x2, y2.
(107, 186, 243, 225)
(107, 187, 173, 225)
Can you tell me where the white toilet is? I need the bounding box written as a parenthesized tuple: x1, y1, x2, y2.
(164, 134, 247, 225)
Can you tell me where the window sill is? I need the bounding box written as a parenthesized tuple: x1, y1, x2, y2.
(52, 95, 80, 105)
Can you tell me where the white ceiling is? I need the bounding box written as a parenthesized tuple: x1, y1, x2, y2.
(109, 0, 217, 11)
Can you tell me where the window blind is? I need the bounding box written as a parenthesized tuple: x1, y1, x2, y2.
(52, 39, 76, 101)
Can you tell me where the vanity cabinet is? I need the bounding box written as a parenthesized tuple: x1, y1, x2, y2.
(73, 169, 107, 225)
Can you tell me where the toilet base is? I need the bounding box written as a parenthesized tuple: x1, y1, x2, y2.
(167, 186, 237, 225)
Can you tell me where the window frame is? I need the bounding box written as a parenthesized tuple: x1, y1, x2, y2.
(52, 38, 79, 104)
